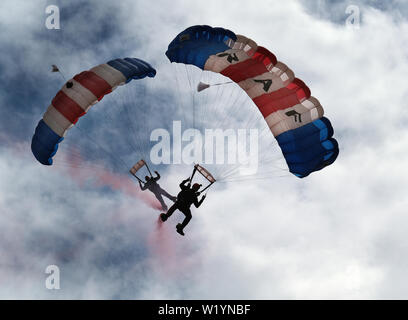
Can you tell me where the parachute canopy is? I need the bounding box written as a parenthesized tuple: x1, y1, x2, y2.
(197, 81, 210, 92)
(129, 159, 147, 177)
(31, 58, 156, 166)
(194, 164, 216, 183)
(166, 25, 339, 178)
(190, 164, 216, 193)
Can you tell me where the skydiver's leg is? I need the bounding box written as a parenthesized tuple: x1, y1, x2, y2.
(159, 188, 177, 202)
(179, 208, 192, 230)
(165, 203, 178, 218)
(154, 192, 167, 211)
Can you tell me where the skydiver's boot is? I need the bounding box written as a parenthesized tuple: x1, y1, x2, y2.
(176, 223, 185, 236)
(160, 213, 168, 222)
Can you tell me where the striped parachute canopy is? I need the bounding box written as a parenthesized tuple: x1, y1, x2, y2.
(166, 25, 339, 178)
(31, 58, 156, 165)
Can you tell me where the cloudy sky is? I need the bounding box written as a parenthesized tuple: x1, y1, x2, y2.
(1, 0, 408, 299)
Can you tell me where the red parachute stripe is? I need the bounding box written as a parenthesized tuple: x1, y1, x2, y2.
(287, 78, 311, 101)
(221, 46, 277, 83)
(52, 91, 86, 124)
(73, 71, 112, 101)
(252, 46, 277, 67)
(221, 59, 265, 83)
(253, 78, 311, 118)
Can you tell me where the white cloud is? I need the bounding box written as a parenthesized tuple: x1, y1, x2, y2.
(1, 0, 408, 299)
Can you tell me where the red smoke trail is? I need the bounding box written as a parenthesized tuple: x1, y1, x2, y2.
(13, 143, 189, 269)
(146, 216, 180, 276)
(146, 216, 202, 278)
(60, 148, 162, 211)
(7, 141, 162, 211)
(60, 149, 187, 268)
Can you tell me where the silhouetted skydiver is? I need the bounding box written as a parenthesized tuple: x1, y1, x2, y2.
(160, 178, 206, 236)
(139, 171, 177, 211)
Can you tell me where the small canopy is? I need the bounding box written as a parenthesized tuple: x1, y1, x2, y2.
(195, 164, 216, 183)
(197, 82, 210, 92)
(190, 164, 216, 193)
(129, 159, 146, 176)
(129, 159, 153, 182)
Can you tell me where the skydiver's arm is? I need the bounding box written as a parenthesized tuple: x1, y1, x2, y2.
(194, 194, 206, 208)
(179, 178, 190, 190)
(139, 181, 147, 191)
(154, 171, 160, 181)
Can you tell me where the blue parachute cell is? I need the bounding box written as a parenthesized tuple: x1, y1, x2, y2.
(166, 25, 237, 69)
(107, 58, 156, 81)
(31, 120, 64, 165)
(275, 117, 339, 178)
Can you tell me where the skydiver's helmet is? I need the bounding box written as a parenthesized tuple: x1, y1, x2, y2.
(145, 176, 150, 181)
(192, 183, 201, 191)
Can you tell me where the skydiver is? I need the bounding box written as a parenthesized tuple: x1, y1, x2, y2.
(139, 171, 177, 211)
(160, 178, 206, 236)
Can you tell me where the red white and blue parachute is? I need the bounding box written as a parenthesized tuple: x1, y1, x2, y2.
(31, 58, 156, 165)
(166, 25, 339, 178)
